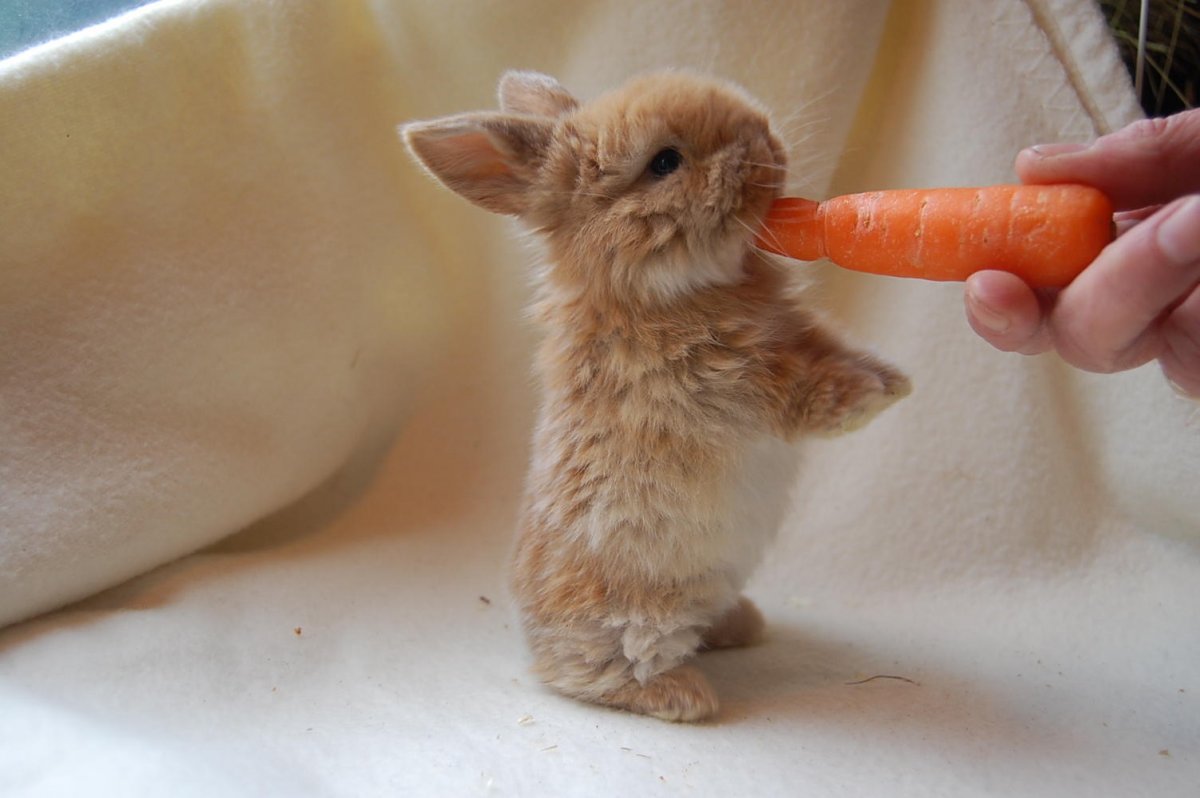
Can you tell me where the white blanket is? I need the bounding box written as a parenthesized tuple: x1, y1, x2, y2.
(1, 1, 1196, 795)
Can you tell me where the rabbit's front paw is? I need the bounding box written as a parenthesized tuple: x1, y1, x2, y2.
(804, 355, 911, 436)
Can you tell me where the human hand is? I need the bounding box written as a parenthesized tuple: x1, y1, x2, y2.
(963, 110, 1200, 397)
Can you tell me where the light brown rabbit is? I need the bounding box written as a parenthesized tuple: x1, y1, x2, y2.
(402, 70, 909, 722)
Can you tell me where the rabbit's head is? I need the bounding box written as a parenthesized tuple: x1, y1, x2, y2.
(403, 70, 786, 302)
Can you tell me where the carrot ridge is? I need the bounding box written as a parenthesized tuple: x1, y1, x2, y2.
(754, 184, 1114, 288)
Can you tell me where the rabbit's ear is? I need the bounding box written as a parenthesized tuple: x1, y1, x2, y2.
(401, 113, 553, 216)
(498, 70, 578, 118)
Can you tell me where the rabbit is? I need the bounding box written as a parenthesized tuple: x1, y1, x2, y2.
(401, 69, 910, 722)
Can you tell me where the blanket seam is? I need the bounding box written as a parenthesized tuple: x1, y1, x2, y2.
(1022, 0, 1115, 136)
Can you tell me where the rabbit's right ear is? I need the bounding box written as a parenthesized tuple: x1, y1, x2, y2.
(401, 113, 553, 216)
(498, 71, 578, 118)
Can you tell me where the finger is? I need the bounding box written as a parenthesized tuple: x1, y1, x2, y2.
(964, 270, 1053, 355)
(1114, 205, 1162, 236)
(1159, 284, 1200, 398)
(1048, 195, 1200, 373)
(1015, 110, 1200, 210)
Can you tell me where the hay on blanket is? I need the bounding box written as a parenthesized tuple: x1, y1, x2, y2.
(1102, 0, 1198, 115)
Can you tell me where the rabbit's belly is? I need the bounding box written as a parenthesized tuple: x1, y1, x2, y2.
(721, 435, 801, 587)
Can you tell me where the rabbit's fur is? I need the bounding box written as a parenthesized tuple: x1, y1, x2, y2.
(402, 70, 909, 722)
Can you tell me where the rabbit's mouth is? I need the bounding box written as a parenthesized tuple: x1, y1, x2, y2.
(722, 136, 788, 241)
(726, 176, 786, 251)
(741, 146, 788, 214)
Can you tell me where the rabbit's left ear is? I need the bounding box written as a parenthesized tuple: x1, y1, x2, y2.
(497, 70, 578, 118)
(401, 112, 553, 216)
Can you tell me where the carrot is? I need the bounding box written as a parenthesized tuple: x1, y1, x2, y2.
(754, 184, 1114, 288)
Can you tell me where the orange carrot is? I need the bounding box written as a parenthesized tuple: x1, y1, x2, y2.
(755, 184, 1114, 288)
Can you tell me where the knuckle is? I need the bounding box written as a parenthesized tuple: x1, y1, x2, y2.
(1050, 324, 1129, 373)
(1104, 120, 1171, 172)
(1114, 113, 1199, 173)
(1163, 308, 1200, 372)
(1121, 116, 1173, 143)
(1104, 116, 1178, 174)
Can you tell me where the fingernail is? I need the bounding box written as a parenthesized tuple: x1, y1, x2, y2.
(1156, 196, 1200, 265)
(1165, 376, 1200, 402)
(1026, 141, 1090, 159)
(966, 288, 1011, 334)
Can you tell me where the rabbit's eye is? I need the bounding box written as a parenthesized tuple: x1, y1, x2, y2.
(647, 147, 683, 177)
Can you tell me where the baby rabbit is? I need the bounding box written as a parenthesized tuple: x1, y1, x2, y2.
(402, 70, 909, 722)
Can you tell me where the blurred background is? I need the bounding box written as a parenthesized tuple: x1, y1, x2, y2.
(0, 0, 152, 58)
(0, 1, 1195, 115)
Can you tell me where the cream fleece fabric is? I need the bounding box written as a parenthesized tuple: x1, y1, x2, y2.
(0, 1, 1196, 795)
